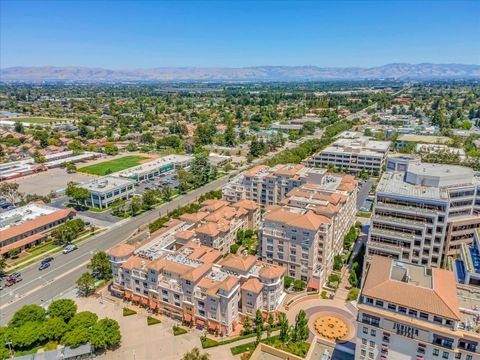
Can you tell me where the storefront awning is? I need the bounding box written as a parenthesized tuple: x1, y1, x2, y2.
(262, 312, 267, 320)
(209, 322, 218, 330)
(150, 302, 158, 309)
(133, 295, 140, 302)
(142, 298, 149, 305)
(184, 313, 192, 322)
(124, 291, 132, 299)
(221, 325, 227, 334)
(196, 319, 205, 326)
(307, 278, 320, 290)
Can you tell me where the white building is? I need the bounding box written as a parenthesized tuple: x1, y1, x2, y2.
(78, 176, 135, 209)
(368, 162, 480, 268)
(307, 137, 391, 174)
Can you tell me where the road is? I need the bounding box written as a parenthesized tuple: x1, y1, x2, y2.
(356, 178, 375, 210)
(0, 130, 320, 324)
(0, 98, 372, 323)
(0, 175, 230, 324)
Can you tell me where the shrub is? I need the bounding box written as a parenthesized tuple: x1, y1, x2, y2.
(328, 281, 339, 290)
(293, 279, 305, 291)
(147, 316, 161, 326)
(173, 325, 188, 336)
(347, 288, 360, 301)
(284, 276, 293, 289)
(122, 308, 136, 316)
(200, 336, 220, 349)
(230, 243, 240, 254)
(321, 291, 328, 299)
(328, 274, 340, 283)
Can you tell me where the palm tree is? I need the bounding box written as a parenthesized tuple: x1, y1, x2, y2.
(182, 347, 210, 360)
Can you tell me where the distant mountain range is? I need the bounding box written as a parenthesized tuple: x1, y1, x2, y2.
(1, 63, 479, 82)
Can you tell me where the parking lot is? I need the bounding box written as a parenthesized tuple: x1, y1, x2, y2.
(10, 168, 97, 196)
(134, 171, 179, 195)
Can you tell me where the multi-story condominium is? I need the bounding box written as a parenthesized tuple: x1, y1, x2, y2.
(367, 162, 480, 268)
(357, 256, 480, 360)
(258, 172, 357, 288)
(220, 253, 286, 315)
(0, 203, 76, 256)
(223, 164, 328, 206)
(179, 199, 260, 255)
(108, 233, 285, 335)
(78, 176, 136, 209)
(306, 137, 391, 174)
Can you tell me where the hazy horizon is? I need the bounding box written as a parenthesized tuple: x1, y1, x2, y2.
(1, 1, 479, 69)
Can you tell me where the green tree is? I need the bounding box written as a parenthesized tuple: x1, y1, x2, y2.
(243, 315, 252, 334)
(7, 321, 41, 348)
(8, 304, 46, 328)
(62, 326, 91, 348)
(182, 347, 210, 360)
(255, 309, 264, 332)
(293, 279, 305, 291)
(104, 143, 119, 155)
(76, 272, 96, 296)
(48, 299, 77, 322)
(255, 323, 262, 346)
(69, 311, 98, 330)
(333, 254, 343, 271)
(41, 317, 68, 341)
(177, 168, 193, 194)
(88, 252, 112, 280)
(284, 276, 293, 289)
(142, 190, 157, 209)
(191, 151, 211, 188)
(279, 312, 289, 343)
(161, 184, 173, 201)
(90, 318, 121, 350)
(293, 309, 309, 342)
(127, 142, 138, 152)
(348, 270, 358, 287)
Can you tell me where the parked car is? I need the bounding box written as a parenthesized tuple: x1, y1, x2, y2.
(63, 244, 78, 254)
(11, 272, 21, 279)
(38, 262, 50, 271)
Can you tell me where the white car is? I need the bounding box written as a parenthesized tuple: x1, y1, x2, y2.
(63, 244, 78, 254)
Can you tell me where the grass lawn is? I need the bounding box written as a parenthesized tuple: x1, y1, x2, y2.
(123, 308, 137, 316)
(15, 117, 70, 124)
(173, 326, 188, 336)
(230, 336, 310, 357)
(78, 155, 149, 176)
(147, 316, 161, 326)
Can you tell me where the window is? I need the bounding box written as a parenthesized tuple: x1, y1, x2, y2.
(467, 355, 472, 360)
(370, 329, 376, 336)
(361, 349, 366, 356)
(375, 300, 384, 307)
(369, 341, 375, 347)
(366, 298, 374, 305)
(398, 306, 407, 314)
(368, 352, 374, 359)
(363, 327, 368, 334)
(388, 303, 396, 311)
(409, 309, 418, 317)
(362, 338, 367, 345)
(433, 349, 439, 356)
(442, 351, 449, 359)
(420, 312, 429, 320)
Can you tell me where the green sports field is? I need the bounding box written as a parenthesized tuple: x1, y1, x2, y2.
(78, 155, 149, 176)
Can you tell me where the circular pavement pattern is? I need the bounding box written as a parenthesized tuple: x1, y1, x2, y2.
(314, 314, 350, 340)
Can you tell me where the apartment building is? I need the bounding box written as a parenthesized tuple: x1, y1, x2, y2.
(306, 137, 391, 174)
(179, 199, 260, 255)
(258, 173, 357, 287)
(357, 256, 480, 360)
(108, 230, 285, 335)
(223, 164, 327, 206)
(367, 162, 480, 268)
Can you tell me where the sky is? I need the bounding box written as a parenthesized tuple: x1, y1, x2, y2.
(1, 0, 479, 69)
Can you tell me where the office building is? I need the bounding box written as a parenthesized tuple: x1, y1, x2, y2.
(367, 162, 480, 268)
(78, 176, 135, 209)
(306, 137, 391, 174)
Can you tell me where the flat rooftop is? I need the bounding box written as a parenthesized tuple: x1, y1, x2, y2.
(397, 134, 450, 144)
(115, 154, 192, 177)
(0, 203, 57, 231)
(78, 176, 134, 192)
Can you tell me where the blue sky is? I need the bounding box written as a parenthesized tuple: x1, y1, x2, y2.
(1, 0, 479, 68)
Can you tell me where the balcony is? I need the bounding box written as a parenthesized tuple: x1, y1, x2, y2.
(371, 228, 417, 241)
(375, 215, 426, 228)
